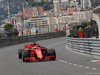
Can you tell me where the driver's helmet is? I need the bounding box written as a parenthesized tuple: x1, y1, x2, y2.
(33, 42, 37, 45)
(34, 47, 37, 49)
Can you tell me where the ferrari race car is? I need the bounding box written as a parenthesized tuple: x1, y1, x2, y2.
(18, 42, 56, 62)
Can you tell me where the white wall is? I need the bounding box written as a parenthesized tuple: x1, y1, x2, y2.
(93, 13, 100, 38)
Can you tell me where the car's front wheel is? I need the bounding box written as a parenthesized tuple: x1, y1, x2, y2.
(48, 49, 56, 60)
(18, 49, 24, 59)
(22, 51, 30, 62)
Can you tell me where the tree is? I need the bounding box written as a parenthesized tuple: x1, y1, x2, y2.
(89, 20, 96, 26)
(81, 22, 87, 28)
(76, 25, 82, 29)
(73, 26, 76, 29)
(4, 23, 19, 36)
(25, 0, 53, 10)
(4, 23, 13, 32)
(73, 22, 88, 29)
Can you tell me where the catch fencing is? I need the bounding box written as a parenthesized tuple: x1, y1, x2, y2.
(0, 31, 66, 48)
(67, 37, 100, 56)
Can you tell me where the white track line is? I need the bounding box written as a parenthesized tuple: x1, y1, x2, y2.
(47, 40, 97, 71)
(73, 64, 78, 66)
(79, 65, 83, 68)
(58, 60, 61, 62)
(61, 60, 64, 62)
(85, 66, 90, 69)
(92, 68, 97, 70)
(58, 59, 97, 71)
(65, 62, 68, 63)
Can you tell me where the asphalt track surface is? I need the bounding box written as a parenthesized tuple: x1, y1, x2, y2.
(0, 37, 100, 75)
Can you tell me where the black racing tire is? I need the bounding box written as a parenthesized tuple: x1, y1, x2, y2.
(18, 49, 24, 59)
(48, 49, 56, 60)
(22, 51, 30, 62)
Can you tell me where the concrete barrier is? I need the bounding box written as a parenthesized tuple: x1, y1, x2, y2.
(0, 31, 66, 48)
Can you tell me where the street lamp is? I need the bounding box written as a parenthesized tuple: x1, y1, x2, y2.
(22, 0, 27, 36)
(55, 1, 59, 31)
(29, 22, 31, 35)
(21, 22, 24, 36)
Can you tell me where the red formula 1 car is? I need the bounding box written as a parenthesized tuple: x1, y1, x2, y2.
(18, 42, 56, 62)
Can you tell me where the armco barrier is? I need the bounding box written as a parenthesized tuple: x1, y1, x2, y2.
(67, 37, 100, 56)
(0, 31, 66, 48)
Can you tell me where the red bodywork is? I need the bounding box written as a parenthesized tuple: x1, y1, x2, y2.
(24, 43, 55, 61)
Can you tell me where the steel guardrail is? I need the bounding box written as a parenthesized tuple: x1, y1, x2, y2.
(0, 31, 66, 48)
(66, 37, 100, 56)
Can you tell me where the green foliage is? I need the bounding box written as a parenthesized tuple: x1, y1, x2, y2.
(4, 23, 13, 32)
(4, 23, 19, 36)
(44, 3, 52, 10)
(89, 20, 96, 25)
(81, 22, 87, 28)
(63, 14, 66, 16)
(0, 0, 53, 20)
(76, 25, 82, 29)
(26, 0, 53, 10)
(81, 22, 87, 26)
(73, 22, 88, 29)
(73, 26, 76, 29)
(73, 20, 97, 30)
(0, 0, 24, 20)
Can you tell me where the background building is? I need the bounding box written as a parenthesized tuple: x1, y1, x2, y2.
(90, 0, 100, 8)
(53, 0, 69, 16)
(24, 7, 33, 19)
(32, 6, 39, 17)
(30, 17, 48, 34)
(81, 0, 92, 9)
(38, 6, 44, 16)
(18, 6, 44, 19)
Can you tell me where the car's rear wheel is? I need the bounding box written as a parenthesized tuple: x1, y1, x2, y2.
(18, 49, 24, 59)
(48, 49, 56, 60)
(22, 51, 30, 62)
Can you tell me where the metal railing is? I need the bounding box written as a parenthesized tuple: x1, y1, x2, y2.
(0, 31, 66, 48)
(67, 37, 100, 56)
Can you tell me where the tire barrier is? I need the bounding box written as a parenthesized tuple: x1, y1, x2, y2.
(67, 37, 100, 56)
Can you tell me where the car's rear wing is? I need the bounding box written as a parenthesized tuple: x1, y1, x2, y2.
(25, 44, 32, 48)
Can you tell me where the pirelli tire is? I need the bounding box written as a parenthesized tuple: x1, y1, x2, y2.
(22, 51, 30, 62)
(18, 49, 24, 59)
(48, 49, 56, 60)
